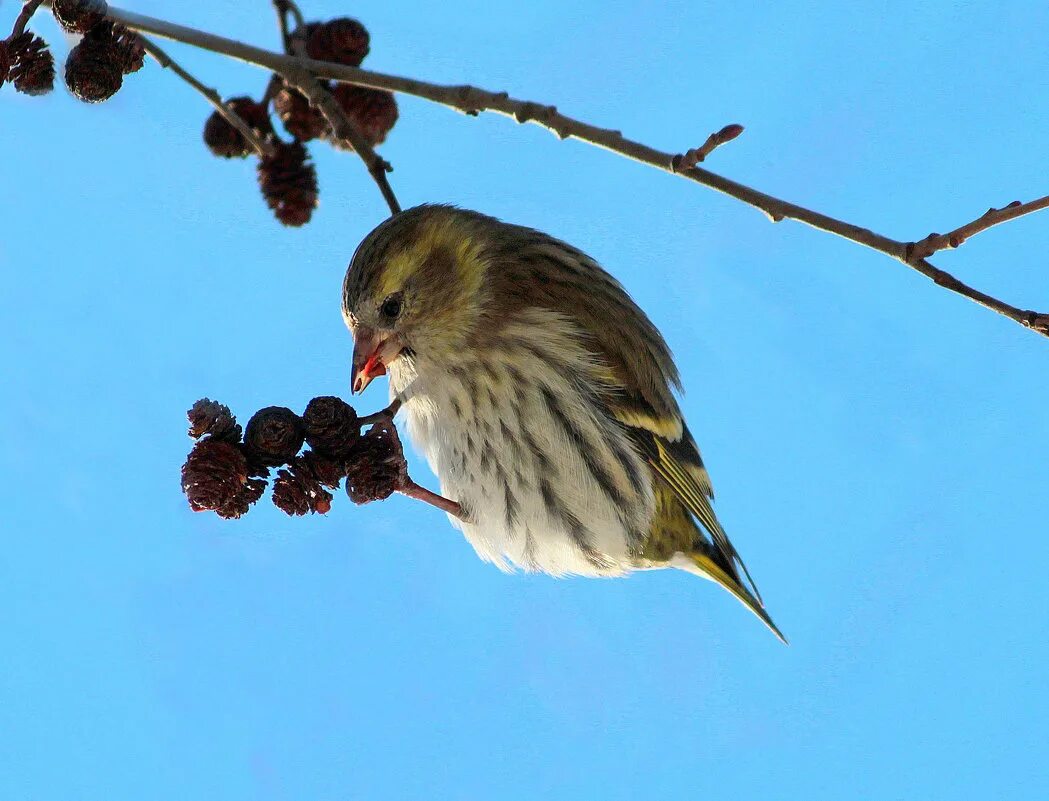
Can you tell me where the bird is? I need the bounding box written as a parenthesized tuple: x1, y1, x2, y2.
(342, 204, 785, 642)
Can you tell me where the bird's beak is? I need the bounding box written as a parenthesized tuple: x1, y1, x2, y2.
(351, 326, 403, 394)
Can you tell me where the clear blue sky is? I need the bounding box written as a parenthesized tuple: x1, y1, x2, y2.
(3, 1, 1048, 798)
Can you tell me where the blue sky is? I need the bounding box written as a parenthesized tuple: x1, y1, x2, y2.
(2, 1, 1048, 798)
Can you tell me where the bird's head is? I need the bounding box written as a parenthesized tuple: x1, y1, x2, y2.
(342, 205, 494, 394)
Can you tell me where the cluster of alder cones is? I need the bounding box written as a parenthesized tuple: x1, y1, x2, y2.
(181, 397, 407, 520)
(2, 0, 397, 227)
(202, 16, 398, 226)
(1, 0, 143, 100)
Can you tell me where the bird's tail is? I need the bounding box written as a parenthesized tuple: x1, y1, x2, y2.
(673, 549, 788, 644)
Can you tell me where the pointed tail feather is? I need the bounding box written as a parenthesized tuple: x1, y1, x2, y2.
(673, 551, 788, 644)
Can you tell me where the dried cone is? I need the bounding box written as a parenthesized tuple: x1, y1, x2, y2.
(243, 406, 305, 467)
(303, 396, 359, 459)
(52, 0, 108, 34)
(181, 438, 265, 519)
(257, 140, 319, 227)
(345, 423, 406, 504)
(272, 83, 329, 141)
(301, 18, 370, 66)
(203, 96, 272, 159)
(115, 26, 145, 74)
(187, 398, 241, 443)
(271, 451, 342, 516)
(65, 21, 123, 103)
(0, 41, 10, 88)
(7, 33, 55, 96)
(329, 85, 398, 149)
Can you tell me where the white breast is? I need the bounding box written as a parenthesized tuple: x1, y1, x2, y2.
(388, 312, 655, 577)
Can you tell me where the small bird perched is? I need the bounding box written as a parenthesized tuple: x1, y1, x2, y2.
(343, 205, 784, 642)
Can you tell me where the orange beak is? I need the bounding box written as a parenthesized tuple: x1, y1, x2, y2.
(351, 326, 402, 394)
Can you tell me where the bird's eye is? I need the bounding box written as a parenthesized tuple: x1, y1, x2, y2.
(380, 294, 402, 320)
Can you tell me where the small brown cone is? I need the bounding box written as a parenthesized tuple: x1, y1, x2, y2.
(243, 406, 305, 467)
(7, 33, 55, 96)
(301, 18, 370, 66)
(64, 21, 124, 103)
(345, 422, 406, 504)
(303, 396, 359, 459)
(181, 438, 262, 518)
(187, 398, 241, 443)
(115, 26, 145, 74)
(272, 83, 329, 141)
(329, 85, 398, 149)
(203, 96, 272, 159)
(257, 140, 319, 227)
(271, 451, 341, 516)
(52, 0, 108, 34)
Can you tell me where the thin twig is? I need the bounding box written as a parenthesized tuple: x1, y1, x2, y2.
(9, 0, 44, 39)
(137, 35, 272, 158)
(87, 6, 1049, 336)
(399, 478, 469, 522)
(906, 196, 1049, 260)
(672, 123, 745, 171)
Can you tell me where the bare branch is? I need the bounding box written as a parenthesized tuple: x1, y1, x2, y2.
(906, 197, 1049, 260)
(137, 35, 273, 158)
(9, 0, 44, 39)
(90, 5, 1049, 337)
(672, 123, 745, 171)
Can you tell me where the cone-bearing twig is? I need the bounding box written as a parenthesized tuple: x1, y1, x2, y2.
(243, 406, 305, 467)
(101, 3, 1047, 336)
(328, 84, 398, 149)
(9, 0, 44, 39)
(257, 139, 319, 226)
(131, 35, 273, 160)
(303, 396, 359, 459)
(281, 21, 400, 215)
(187, 398, 241, 442)
(52, 0, 107, 34)
(6, 32, 54, 95)
(64, 21, 124, 103)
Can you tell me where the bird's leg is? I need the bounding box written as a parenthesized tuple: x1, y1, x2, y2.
(397, 478, 470, 523)
(358, 397, 402, 426)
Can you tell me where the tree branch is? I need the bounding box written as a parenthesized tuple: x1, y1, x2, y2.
(137, 35, 273, 158)
(96, 4, 1049, 337)
(9, 0, 43, 39)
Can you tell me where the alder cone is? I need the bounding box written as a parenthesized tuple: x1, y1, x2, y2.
(272, 83, 329, 141)
(65, 22, 124, 103)
(8, 33, 55, 96)
(328, 85, 398, 149)
(203, 96, 272, 159)
(301, 18, 370, 66)
(243, 406, 305, 467)
(52, 0, 108, 34)
(257, 140, 319, 227)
